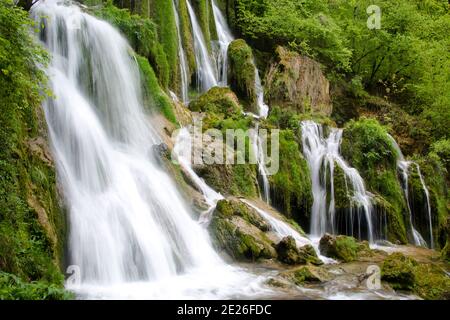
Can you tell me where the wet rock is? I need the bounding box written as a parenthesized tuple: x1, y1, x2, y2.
(381, 252, 417, 290)
(276, 236, 322, 265)
(209, 199, 276, 261)
(265, 46, 332, 115)
(319, 233, 359, 262)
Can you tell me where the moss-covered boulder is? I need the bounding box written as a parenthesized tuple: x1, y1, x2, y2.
(195, 163, 259, 198)
(341, 118, 409, 243)
(227, 39, 257, 113)
(265, 46, 332, 116)
(190, 86, 242, 115)
(284, 266, 323, 285)
(381, 252, 417, 291)
(270, 129, 312, 226)
(319, 234, 359, 262)
(209, 199, 276, 261)
(276, 236, 322, 266)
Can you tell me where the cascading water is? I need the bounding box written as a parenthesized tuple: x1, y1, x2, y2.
(250, 124, 271, 203)
(32, 0, 273, 299)
(211, 0, 233, 86)
(173, 127, 224, 223)
(301, 121, 375, 243)
(388, 135, 433, 248)
(173, 0, 190, 103)
(186, 0, 218, 93)
(242, 200, 334, 264)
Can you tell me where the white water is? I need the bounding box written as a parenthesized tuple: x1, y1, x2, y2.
(388, 135, 433, 248)
(32, 0, 273, 299)
(249, 124, 271, 203)
(173, 127, 224, 223)
(186, 0, 218, 93)
(301, 121, 374, 242)
(173, 0, 190, 103)
(242, 200, 335, 264)
(212, 0, 233, 86)
(255, 69, 269, 118)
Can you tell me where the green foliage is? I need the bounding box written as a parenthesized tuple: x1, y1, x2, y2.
(230, 0, 351, 69)
(93, 1, 170, 88)
(0, 0, 66, 295)
(342, 118, 397, 172)
(135, 54, 177, 124)
(0, 272, 72, 300)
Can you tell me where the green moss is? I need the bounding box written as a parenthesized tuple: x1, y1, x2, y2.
(341, 118, 409, 243)
(92, 1, 170, 89)
(409, 155, 449, 249)
(135, 55, 177, 124)
(190, 87, 242, 115)
(381, 252, 417, 291)
(148, 0, 180, 90)
(270, 130, 312, 225)
(381, 252, 450, 299)
(209, 200, 276, 261)
(177, 0, 196, 80)
(227, 39, 257, 112)
(319, 234, 359, 262)
(291, 267, 321, 285)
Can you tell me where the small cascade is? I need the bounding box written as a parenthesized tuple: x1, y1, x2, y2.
(254, 69, 269, 119)
(173, 127, 224, 223)
(211, 0, 233, 86)
(186, 0, 218, 93)
(250, 124, 270, 203)
(388, 135, 433, 248)
(414, 163, 434, 249)
(242, 200, 334, 264)
(172, 0, 190, 103)
(301, 121, 375, 242)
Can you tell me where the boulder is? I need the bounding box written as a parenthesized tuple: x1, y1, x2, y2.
(319, 233, 359, 262)
(209, 199, 276, 261)
(381, 252, 417, 290)
(227, 39, 257, 113)
(276, 236, 322, 265)
(265, 46, 332, 115)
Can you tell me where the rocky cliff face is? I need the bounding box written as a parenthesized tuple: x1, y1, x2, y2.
(265, 47, 332, 116)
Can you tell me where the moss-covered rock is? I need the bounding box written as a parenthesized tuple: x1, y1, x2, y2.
(270, 130, 312, 227)
(319, 234, 359, 262)
(381, 252, 417, 291)
(195, 163, 259, 198)
(265, 46, 332, 116)
(190, 87, 242, 115)
(227, 39, 257, 113)
(276, 236, 322, 266)
(209, 199, 276, 261)
(341, 118, 409, 243)
(136, 54, 177, 124)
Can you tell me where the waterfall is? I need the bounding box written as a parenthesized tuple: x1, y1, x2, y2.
(173, 0, 190, 103)
(301, 121, 375, 242)
(32, 0, 271, 299)
(173, 127, 224, 223)
(388, 135, 433, 248)
(211, 0, 233, 86)
(186, 0, 218, 93)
